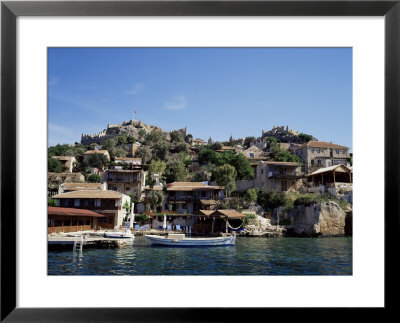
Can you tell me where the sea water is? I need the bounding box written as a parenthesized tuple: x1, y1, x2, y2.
(48, 236, 352, 275)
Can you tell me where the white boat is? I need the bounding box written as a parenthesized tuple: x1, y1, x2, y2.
(144, 233, 236, 247)
(103, 230, 134, 239)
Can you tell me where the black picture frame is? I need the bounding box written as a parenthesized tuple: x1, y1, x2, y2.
(1, 0, 398, 321)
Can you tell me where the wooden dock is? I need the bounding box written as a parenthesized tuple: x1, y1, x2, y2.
(48, 235, 134, 250)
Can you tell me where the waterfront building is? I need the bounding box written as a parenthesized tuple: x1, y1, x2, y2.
(293, 141, 351, 174)
(52, 190, 130, 229)
(166, 182, 225, 214)
(256, 161, 303, 192)
(48, 206, 105, 234)
(103, 168, 146, 198)
(306, 164, 353, 196)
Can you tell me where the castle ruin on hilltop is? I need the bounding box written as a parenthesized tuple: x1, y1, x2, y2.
(80, 120, 187, 145)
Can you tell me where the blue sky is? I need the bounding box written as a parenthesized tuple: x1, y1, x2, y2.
(48, 48, 352, 150)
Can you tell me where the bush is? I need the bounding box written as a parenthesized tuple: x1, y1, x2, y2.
(257, 190, 287, 211)
(87, 174, 102, 183)
(294, 196, 319, 206)
(48, 158, 62, 173)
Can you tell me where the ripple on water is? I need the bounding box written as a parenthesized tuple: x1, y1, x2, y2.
(48, 236, 352, 275)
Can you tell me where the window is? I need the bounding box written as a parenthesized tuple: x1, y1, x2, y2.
(74, 199, 80, 207)
(341, 149, 345, 154)
(261, 169, 264, 174)
(336, 149, 339, 154)
(95, 199, 101, 207)
(310, 148, 314, 153)
(316, 148, 320, 153)
(318, 160, 322, 165)
(311, 160, 315, 166)
(126, 187, 130, 191)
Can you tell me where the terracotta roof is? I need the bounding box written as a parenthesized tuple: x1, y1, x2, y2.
(262, 161, 301, 167)
(52, 156, 75, 160)
(167, 182, 224, 191)
(214, 210, 246, 219)
(52, 190, 123, 199)
(48, 206, 105, 217)
(294, 141, 349, 150)
(197, 210, 214, 216)
(200, 199, 218, 205)
(84, 150, 110, 155)
(61, 183, 103, 191)
(106, 169, 142, 173)
(306, 164, 352, 176)
(114, 157, 142, 162)
(167, 187, 222, 191)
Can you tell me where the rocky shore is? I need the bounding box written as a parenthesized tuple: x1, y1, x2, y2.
(241, 201, 352, 238)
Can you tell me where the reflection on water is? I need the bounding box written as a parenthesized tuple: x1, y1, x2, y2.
(48, 236, 352, 275)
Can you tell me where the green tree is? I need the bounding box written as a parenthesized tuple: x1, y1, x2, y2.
(138, 129, 147, 141)
(207, 137, 213, 145)
(244, 136, 256, 148)
(230, 154, 254, 180)
(185, 134, 193, 143)
(145, 130, 164, 146)
(257, 190, 287, 211)
(87, 173, 102, 183)
(152, 141, 169, 160)
(274, 150, 301, 163)
(244, 188, 258, 203)
(299, 133, 314, 143)
(135, 146, 152, 164)
(212, 164, 237, 196)
(169, 130, 185, 143)
(87, 153, 109, 169)
(48, 157, 62, 173)
(149, 159, 166, 177)
(172, 142, 189, 154)
(211, 142, 223, 150)
(48, 198, 57, 206)
(148, 190, 164, 211)
(164, 159, 187, 183)
(198, 148, 217, 164)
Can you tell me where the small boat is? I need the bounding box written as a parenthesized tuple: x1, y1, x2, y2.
(144, 233, 236, 247)
(103, 230, 134, 239)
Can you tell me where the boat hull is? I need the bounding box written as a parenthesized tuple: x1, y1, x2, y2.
(144, 234, 236, 247)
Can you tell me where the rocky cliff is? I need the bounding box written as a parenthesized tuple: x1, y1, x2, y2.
(285, 201, 346, 237)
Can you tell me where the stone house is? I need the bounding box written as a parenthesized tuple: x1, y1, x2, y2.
(103, 168, 146, 198)
(256, 161, 303, 192)
(293, 141, 351, 174)
(52, 190, 131, 229)
(165, 182, 225, 214)
(83, 150, 111, 164)
(51, 156, 76, 173)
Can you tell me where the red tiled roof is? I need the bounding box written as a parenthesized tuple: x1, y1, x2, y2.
(293, 141, 349, 150)
(48, 206, 105, 217)
(262, 161, 300, 167)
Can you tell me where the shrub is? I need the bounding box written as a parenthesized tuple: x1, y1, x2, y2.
(48, 157, 62, 173)
(294, 196, 319, 206)
(87, 174, 102, 183)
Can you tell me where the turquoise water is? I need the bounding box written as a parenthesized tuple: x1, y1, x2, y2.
(48, 236, 352, 275)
